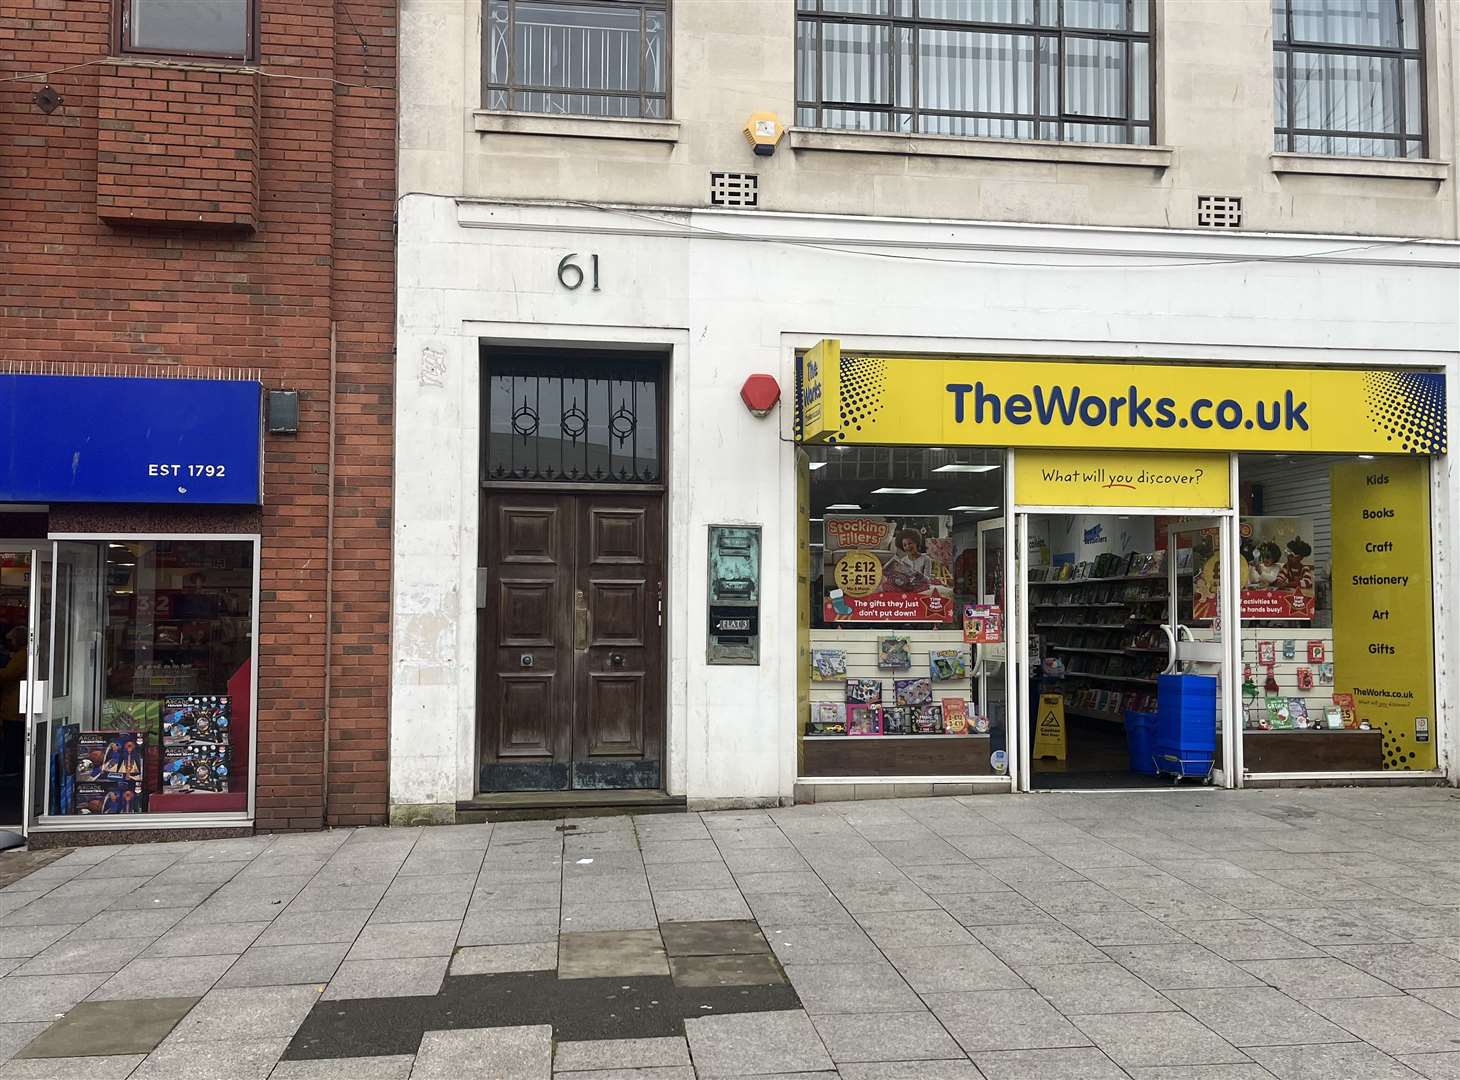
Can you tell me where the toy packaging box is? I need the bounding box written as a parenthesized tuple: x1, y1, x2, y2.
(894, 678, 933, 707)
(77, 732, 145, 784)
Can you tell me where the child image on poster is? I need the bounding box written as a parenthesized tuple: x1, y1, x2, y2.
(823, 515, 955, 624)
(1238, 518, 1315, 619)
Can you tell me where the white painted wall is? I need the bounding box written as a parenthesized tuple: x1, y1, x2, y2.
(390, 200, 1460, 814)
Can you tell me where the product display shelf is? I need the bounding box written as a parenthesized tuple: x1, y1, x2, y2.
(1067, 672, 1157, 685)
(803, 734, 979, 741)
(1032, 556, 1179, 730)
(1034, 621, 1147, 631)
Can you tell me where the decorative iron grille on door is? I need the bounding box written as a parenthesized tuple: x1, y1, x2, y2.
(483, 350, 663, 484)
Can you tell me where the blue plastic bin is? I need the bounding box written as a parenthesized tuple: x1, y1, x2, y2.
(1155, 674, 1217, 753)
(1123, 710, 1159, 775)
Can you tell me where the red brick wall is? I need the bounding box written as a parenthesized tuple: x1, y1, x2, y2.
(96, 64, 260, 229)
(0, 1, 396, 829)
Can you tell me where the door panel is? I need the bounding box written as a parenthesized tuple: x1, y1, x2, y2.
(498, 581, 557, 646)
(479, 495, 573, 791)
(574, 497, 663, 790)
(479, 492, 664, 793)
(588, 508, 647, 563)
(590, 581, 645, 644)
(586, 672, 645, 756)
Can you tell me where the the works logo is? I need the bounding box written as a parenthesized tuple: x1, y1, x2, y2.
(945, 382, 1310, 432)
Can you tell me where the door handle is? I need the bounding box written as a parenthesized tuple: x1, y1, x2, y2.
(609, 653, 625, 668)
(574, 589, 589, 651)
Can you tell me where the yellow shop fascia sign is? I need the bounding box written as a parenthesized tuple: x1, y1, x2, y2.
(796, 346, 1447, 456)
(1016, 450, 1230, 509)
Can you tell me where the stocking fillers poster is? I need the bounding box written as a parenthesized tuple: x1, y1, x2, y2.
(823, 515, 955, 624)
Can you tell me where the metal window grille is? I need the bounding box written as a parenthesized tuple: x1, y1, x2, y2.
(1273, 0, 1426, 159)
(483, 0, 670, 120)
(794, 0, 1156, 146)
(1196, 195, 1243, 229)
(482, 348, 664, 484)
(709, 172, 759, 208)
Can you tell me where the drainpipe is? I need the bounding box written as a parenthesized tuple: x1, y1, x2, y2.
(322, 321, 337, 827)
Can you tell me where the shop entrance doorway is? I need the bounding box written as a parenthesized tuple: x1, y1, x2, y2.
(0, 547, 34, 830)
(1015, 511, 1233, 790)
(477, 492, 666, 792)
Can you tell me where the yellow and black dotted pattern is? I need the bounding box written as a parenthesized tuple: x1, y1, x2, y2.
(828, 357, 888, 445)
(1378, 714, 1432, 771)
(1364, 372, 1447, 455)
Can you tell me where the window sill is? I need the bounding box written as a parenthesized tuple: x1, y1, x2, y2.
(1270, 153, 1450, 181)
(472, 111, 680, 144)
(104, 54, 252, 73)
(788, 127, 1173, 168)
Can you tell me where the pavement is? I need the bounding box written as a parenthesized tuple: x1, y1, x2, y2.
(1, 787, 1459, 1079)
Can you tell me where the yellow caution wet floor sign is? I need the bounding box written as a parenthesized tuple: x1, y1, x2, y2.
(1034, 694, 1067, 761)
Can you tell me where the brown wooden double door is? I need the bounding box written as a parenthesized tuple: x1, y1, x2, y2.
(479, 492, 665, 792)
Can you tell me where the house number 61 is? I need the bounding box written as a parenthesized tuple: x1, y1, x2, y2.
(557, 253, 600, 291)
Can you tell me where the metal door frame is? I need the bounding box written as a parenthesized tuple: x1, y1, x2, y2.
(1012, 496, 1240, 793)
(1163, 515, 1236, 789)
(0, 541, 43, 834)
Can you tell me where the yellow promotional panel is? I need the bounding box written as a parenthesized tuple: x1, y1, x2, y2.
(798, 338, 841, 443)
(796, 451, 811, 775)
(1033, 694, 1067, 761)
(1015, 450, 1230, 508)
(797, 348, 1446, 456)
(1331, 458, 1436, 770)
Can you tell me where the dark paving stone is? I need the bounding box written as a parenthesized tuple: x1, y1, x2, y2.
(659, 920, 770, 957)
(17, 996, 199, 1057)
(558, 929, 668, 979)
(0, 848, 70, 890)
(283, 971, 801, 1060)
(669, 952, 787, 988)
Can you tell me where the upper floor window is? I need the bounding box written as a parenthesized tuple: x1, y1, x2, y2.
(795, 0, 1155, 145)
(485, 0, 670, 119)
(119, 0, 253, 60)
(1273, 0, 1425, 157)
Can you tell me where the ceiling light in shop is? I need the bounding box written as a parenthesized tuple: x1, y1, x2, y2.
(1358, 454, 1375, 460)
(872, 487, 927, 495)
(826, 503, 862, 510)
(933, 464, 999, 473)
(808, 461, 828, 470)
(948, 505, 997, 512)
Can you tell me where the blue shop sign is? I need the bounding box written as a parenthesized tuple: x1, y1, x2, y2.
(0, 375, 262, 505)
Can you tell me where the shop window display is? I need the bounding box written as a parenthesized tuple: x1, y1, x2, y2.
(802, 446, 1007, 779)
(45, 538, 255, 818)
(1237, 453, 1436, 773)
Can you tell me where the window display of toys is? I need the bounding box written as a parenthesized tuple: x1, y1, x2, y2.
(894, 678, 932, 706)
(882, 706, 912, 735)
(877, 637, 912, 670)
(811, 649, 848, 681)
(846, 703, 883, 736)
(912, 705, 944, 734)
(806, 700, 847, 735)
(845, 679, 882, 704)
(929, 648, 969, 681)
(161, 695, 232, 795)
(941, 698, 969, 734)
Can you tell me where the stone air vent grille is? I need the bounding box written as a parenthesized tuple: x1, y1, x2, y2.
(1196, 194, 1243, 229)
(709, 172, 759, 208)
